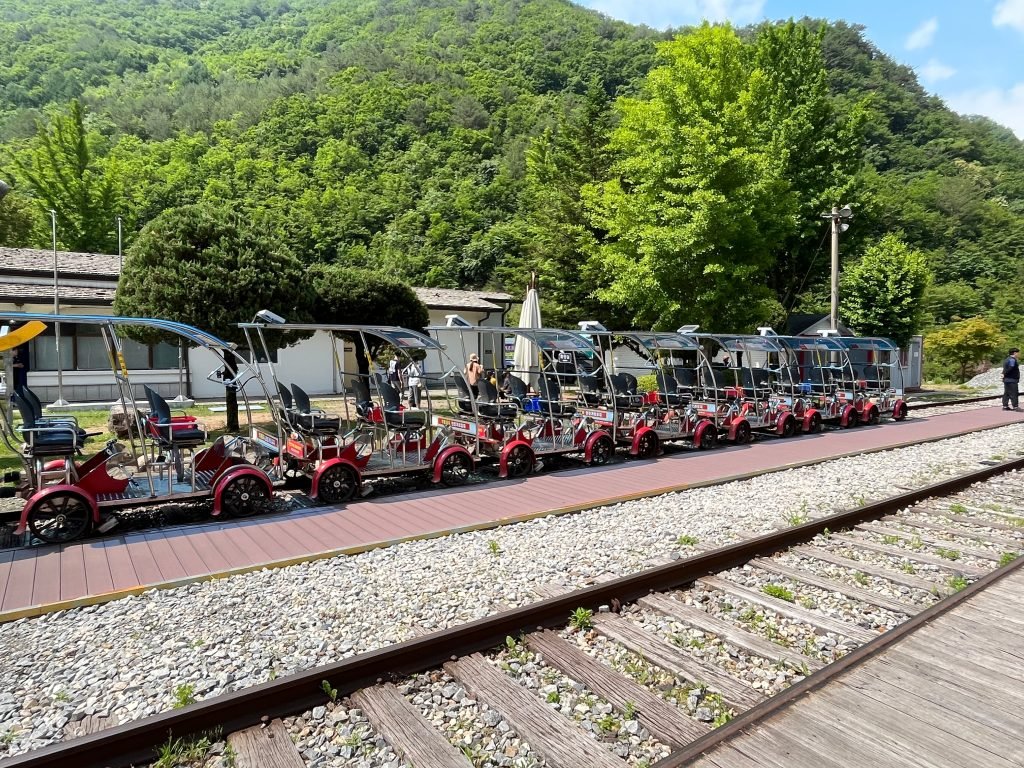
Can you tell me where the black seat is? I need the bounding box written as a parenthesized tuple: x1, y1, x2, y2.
(535, 376, 576, 418)
(377, 380, 427, 428)
(806, 367, 834, 393)
(861, 364, 884, 388)
(477, 379, 517, 419)
(349, 378, 376, 421)
(12, 392, 78, 455)
(453, 376, 475, 416)
(740, 367, 770, 393)
(21, 386, 87, 442)
(504, 374, 531, 406)
(578, 373, 607, 406)
(656, 371, 688, 406)
(145, 386, 205, 446)
(610, 373, 643, 410)
(290, 384, 341, 433)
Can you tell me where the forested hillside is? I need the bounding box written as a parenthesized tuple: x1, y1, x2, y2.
(1, 0, 1023, 378)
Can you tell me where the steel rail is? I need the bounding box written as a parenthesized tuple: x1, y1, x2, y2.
(6, 455, 1024, 768)
(906, 393, 1007, 410)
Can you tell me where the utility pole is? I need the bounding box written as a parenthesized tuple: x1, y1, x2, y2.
(823, 205, 853, 333)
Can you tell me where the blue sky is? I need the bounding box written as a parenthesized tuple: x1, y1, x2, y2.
(575, 1, 1024, 138)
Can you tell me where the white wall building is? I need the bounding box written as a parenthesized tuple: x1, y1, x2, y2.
(0, 247, 513, 402)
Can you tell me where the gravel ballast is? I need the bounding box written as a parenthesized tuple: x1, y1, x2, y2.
(1, 421, 1024, 761)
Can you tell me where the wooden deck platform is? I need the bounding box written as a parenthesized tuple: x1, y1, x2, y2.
(0, 407, 1021, 622)
(683, 560, 1024, 768)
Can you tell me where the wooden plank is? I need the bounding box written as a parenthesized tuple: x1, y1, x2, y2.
(81, 541, 114, 596)
(886, 516, 1021, 548)
(63, 713, 118, 740)
(697, 575, 878, 644)
(694, 743, 772, 768)
(31, 546, 61, 606)
(713, 722, 850, 768)
(102, 536, 141, 590)
(855, 523, 1004, 561)
(875, 648, 1024, 710)
(637, 593, 823, 672)
(789, 546, 946, 593)
(525, 630, 709, 746)
(227, 717, 304, 768)
(58, 544, 87, 601)
(1, 549, 36, 612)
(351, 683, 472, 767)
(916, 625, 1024, 673)
(443, 653, 623, 768)
(591, 613, 765, 711)
(827, 533, 988, 575)
(954, 600, 1024, 630)
(751, 558, 918, 615)
(122, 536, 163, 586)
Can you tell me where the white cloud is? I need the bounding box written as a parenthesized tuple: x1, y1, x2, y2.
(919, 59, 956, 83)
(905, 17, 938, 50)
(584, 0, 765, 30)
(994, 0, 1024, 33)
(946, 83, 1024, 139)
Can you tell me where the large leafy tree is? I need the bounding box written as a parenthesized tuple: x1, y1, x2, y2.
(113, 204, 311, 429)
(2, 100, 121, 253)
(584, 23, 856, 332)
(925, 317, 1001, 382)
(840, 234, 930, 346)
(308, 263, 429, 376)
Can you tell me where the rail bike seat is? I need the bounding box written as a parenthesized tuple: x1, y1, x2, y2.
(453, 376, 476, 416)
(12, 392, 79, 455)
(503, 374, 532, 407)
(578, 373, 607, 407)
(19, 386, 88, 442)
(804, 368, 835, 394)
(377, 380, 427, 428)
(533, 376, 576, 418)
(740, 368, 771, 394)
(609, 373, 644, 410)
(703, 367, 739, 400)
(290, 384, 341, 433)
(858, 365, 885, 389)
(477, 379, 518, 420)
(276, 382, 296, 419)
(656, 371, 689, 407)
(349, 378, 379, 423)
(144, 387, 206, 447)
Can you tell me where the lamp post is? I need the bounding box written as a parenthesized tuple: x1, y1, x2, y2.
(49, 209, 69, 407)
(821, 205, 853, 334)
(116, 216, 123, 272)
(1, 180, 11, 421)
(0, 178, 9, 202)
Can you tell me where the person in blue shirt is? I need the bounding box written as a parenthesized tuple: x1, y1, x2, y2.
(1002, 348, 1020, 410)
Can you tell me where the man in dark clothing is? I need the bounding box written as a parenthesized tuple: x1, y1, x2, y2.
(1002, 348, 1020, 410)
(11, 343, 29, 395)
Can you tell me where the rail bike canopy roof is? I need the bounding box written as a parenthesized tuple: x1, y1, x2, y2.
(698, 333, 788, 355)
(1, 311, 233, 352)
(239, 322, 444, 350)
(835, 336, 901, 355)
(427, 325, 600, 355)
(582, 329, 702, 352)
(772, 335, 848, 353)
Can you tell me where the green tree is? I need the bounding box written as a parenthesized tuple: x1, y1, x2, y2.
(308, 263, 429, 376)
(113, 204, 311, 429)
(840, 234, 930, 346)
(0, 188, 37, 246)
(3, 100, 121, 252)
(925, 317, 1002, 382)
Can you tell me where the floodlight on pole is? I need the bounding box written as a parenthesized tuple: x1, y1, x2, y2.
(0, 178, 10, 202)
(821, 204, 854, 335)
(49, 209, 69, 408)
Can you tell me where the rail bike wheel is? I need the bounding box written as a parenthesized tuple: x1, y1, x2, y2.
(843, 406, 859, 428)
(28, 491, 92, 544)
(893, 401, 908, 421)
(697, 425, 718, 450)
(867, 406, 881, 426)
(780, 415, 797, 438)
(635, 431, 659, 459)
(219, 473, 270, 517)
(732, 421, 752, 445)
(439, 451, 472, 487)
(588, 434, 614, 466)
(317, 464, 360, 504)
(505, 444, 534, 478)
(805, 411, 822, 434)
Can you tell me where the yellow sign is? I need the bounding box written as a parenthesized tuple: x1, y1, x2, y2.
(0, 321, 47, 353)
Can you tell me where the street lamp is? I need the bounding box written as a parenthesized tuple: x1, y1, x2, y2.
(821, 205, 853, 333)
(49, 209, 69, 407)
(0, 179, 10, 202)
(116, 216, 123, 272)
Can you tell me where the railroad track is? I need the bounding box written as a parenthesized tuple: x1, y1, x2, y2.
(5, 454, 1023, 768)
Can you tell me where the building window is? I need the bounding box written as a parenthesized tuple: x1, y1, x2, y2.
(29, 325, 184, 371)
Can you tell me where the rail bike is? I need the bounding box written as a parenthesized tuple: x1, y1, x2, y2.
(575, 325, 720, 456)
(839, 336, 908, 422)
(767, 332, 863, 429)
(240, 321, 478, 501)
(0, 312, 282, 544)
(428, 325, 616, 477)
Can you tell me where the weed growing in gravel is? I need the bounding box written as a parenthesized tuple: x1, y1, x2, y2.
(882, 535, 901, 546)
(512, 758, 540, 768)
(342, 726, 368, 747)
(712, 710, 733, 728)
(909, 536, 923, 551)
(321, 680, 338, 702)
(999, 552, 1019, 567)
(786, 511, 809, 527)
(172, 683, 196, 709)
(623, 700, 638, 720)
(623, 656, 654, 685)
(546, 690, 560, 704)
(935, 548, 961, 561)
(569, 607, 594, 630)
(53, 690, 69, 703)
(762, 584, 795, 602)
(949, 503, 968, 514)
(1009, 516, 1024, 527)
(852, 572, 869, 586)
(798, 596, 815, 610)
(0, 731, 15, 747)
(901, 563, 917, 574)
(947, 575, 969, 592)
(223, 743, 237, 768)
(596, 713, 618, 733)
(504, 635, 531, 664)
(152, 731, 218, 768)
(487, 539, 501, 556)
(676, 534, 699, 547)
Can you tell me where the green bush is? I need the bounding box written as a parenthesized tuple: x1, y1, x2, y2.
(636, 374, 659, 393)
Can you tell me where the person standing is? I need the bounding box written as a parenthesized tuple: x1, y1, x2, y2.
(403, 358, 423, 408)
(386, 356, 403, 393)
(1002, 347, 1020, 410)
(12, 343, 29, 395)
(464, 353, 484, 397)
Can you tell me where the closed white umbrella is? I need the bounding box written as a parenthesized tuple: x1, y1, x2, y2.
(513, 275, 542, 388)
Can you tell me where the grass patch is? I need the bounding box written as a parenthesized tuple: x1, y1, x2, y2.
(935, 548, 961, 561)
(998, 552, 1019, 568)
(761, 584, 795, 603)
(569, 607, 593, 631)
(676, 534, 699, 547)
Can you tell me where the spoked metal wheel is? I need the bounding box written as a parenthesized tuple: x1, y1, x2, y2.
(780, 415, 797, 438)
(28, 491, 91, 544)
(893, 401, 908, 421)
(697, 425, 718, 450)
(805, 411, 822, 434)
(843, 407, 860, 428)
(219, 474, 270, 518)
(732, 421, 752, 445)
(635, 431, 659, 459)
(317, 464, 359, 504)
(439, 451, 472, 486)
(505, 444, 534, 478)
(867, 407, 881, 426)
(588, 435, 614, 466)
